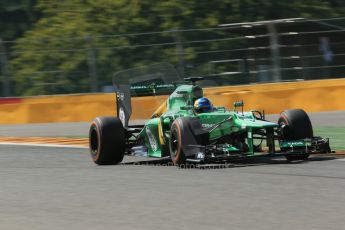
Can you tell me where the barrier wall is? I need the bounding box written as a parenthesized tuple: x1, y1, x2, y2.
(0, 78, 344, 124)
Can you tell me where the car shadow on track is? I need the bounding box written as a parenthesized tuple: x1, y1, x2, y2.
(121, 155, 339, 170)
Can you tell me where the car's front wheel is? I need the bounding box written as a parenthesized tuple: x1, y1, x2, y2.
(278, 109, 313, 161)
(169, 119, 187, 166)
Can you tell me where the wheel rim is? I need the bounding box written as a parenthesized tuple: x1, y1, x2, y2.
(278, 117, 290, 139)
(171, 130, 178, 159)
(90, 128, 99, 158)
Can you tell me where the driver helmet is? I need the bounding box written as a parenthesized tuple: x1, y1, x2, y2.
(194, 97, 213, 113)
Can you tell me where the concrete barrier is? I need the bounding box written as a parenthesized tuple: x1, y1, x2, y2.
(0, 78, 344, 124)
(204, 78, 345, 114)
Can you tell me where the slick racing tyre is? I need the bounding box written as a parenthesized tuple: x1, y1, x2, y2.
(169, 117, 203, 166)
(278, 109, 313, 161)
(89, 117, 125, 165)
(278, 109, 313, 140)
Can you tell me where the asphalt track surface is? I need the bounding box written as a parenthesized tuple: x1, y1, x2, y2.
(0, 111, 344, 230)
(0, 145, 344, 230)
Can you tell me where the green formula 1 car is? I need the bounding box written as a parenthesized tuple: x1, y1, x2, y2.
(89, 64, 331, 165)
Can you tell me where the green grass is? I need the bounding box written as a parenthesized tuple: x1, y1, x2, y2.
(314, 127, 345, 150)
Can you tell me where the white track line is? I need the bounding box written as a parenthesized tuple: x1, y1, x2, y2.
(0, 142, 88, 149)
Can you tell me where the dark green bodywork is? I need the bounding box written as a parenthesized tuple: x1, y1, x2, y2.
(138, 84, 295, 158)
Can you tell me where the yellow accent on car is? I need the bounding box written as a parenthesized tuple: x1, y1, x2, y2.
(158, 118, 165, 145)
(151, 100, 167, 118)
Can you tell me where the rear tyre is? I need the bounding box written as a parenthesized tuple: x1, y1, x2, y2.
(89, 117, 125, 165)
(278, 109, 313, 161)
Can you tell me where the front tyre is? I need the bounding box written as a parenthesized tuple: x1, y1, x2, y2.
(169, 117, 204, 166)
(89, 117, 125, 165)
(169, 119, 186, 166)
(278, 109, 313, 161)
(278, 109, 313, 140)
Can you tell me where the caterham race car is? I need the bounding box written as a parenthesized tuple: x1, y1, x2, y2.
(89, 64, 331, 166)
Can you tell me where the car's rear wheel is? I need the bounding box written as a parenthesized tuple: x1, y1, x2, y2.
(278, 109, 313, 161)
(89, 117, 125, 165)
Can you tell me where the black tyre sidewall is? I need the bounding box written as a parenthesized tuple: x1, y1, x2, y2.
(169, 117, 202, 166)
(169, 119, 186, 166)
(89, 117, 125, 165)
(278, 109, 313, 140)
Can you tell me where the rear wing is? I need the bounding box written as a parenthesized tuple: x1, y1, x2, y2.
(112, 63, 182, 127)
